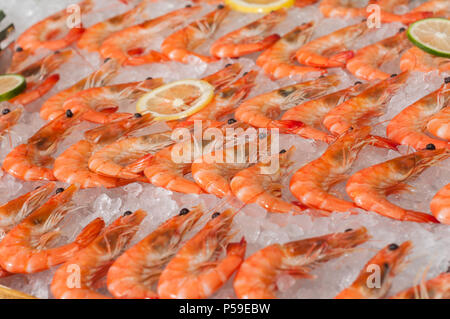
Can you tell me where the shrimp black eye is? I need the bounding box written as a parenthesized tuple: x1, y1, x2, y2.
(354, 81, 362, 85)
(243, 72, 248, 76)
(390, 73, 398, 78)
(426, 143, 436, 150)
(399, 27, 406, 33)
(225, 63, 232, 68)
(146, 77, 153, 80)
(388, 243, 399, 251)
(104, 57, 111, 63)
(35, 185, 41, 190)
(179, 208, 190, 215)
(345, 228, 353, 232)
(279, 149, 286, 154)
(55, 187, 64, 194)
(383, 263, 390, 270)
(259, 133, 267, 139)
(15, 46, 23, 52)
(66, 109, 73, 118)
(185, 4, 192, 7)
(212, 212, 220, 219)
(217, 4, 225, 9)
(123, 211, 133, 216)
(227, 118, 237, 124)
(444, 77, 450, 84)
(134, 113, 142, 118)
(2, 108, 10, 115)
(54, 50, 61, 54)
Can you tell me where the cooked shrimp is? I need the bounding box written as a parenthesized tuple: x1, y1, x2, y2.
(290, 127, 395, 213)
(15, 0, 93, 53)
(40, 58, 118, 121)
(371, 0, 433, 24)
(77, 1, 148, 52)
(3, 110, 84, 181)
(0, 183, 55, 236)
(158, 209, 247, 299)
(336, 241, 412, 299)
(100, 5, 201, 65)
(427, 106, 450, 141)
(192, 129, 267, 198)
(0, 185, 104, 274)
(161, 6, 229, 64)
(323, 71, 410, 135)
(230, 147, 305, 214)
(201, 63, 243, 92)
(346, 148, 449, 223)
(88, 130, 175, 180)
(296, 22, 370, 68)
(0, 105, 23, 135)
(107, 206, 204, 299)
(256, 22, 326, 80)
(319, 0, 367, 18)
(411, 0, 450, 18)
(235, 75, 340, 132)
(295, 0, 320, 7)
(430, 183, 450, 224)
(391, 272, 450, 299)
(386, 79, 450, 150)
(177, 70, 257, 127)
(400, 47, 450, 73)
(346, 29, 411, 81)
(281, 81, 370, 143)
(62, 78, 163, 124)
(9, 50, 73, 106)
(51, 210, 146, 299)
(234, 227, 370, 299)
(210, 9, 286, 58)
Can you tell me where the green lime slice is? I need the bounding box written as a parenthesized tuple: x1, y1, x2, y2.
(407, 18, 450, 58)
(0, 74, 26, 102)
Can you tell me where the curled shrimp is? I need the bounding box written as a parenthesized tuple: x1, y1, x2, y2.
(430, 183, 450, 224)
(281, 81, 370, 143)
(63, 78, 164, 124)
(192, 128, 267, 198)
(336, 241, 412, 299)
(3, 110, 84, 181)
(370, 0, 433, 24)
(323, 71, 410, 135)
(161, 6, 229, 64)
(235, 75, 340, 132)
(77, 1, 148, 52)
(0, 185, 104, 274)
(8, 50, 73, 106)
(0, 183, 55, 236)
(400, 47, 450, 73)
(230, 146, 305, 214)
(40, 58, 119, 121)
(346, 148, 449, 223)
(295, 22, 370, 68)
(410, 0, 450, 18)
(290, 127, 396, 213)
(319, 0, 367, 18)
(346, 29, 411, 81)
(158, 208, 247, 299)
(210, 9, 286, 58)
(51, 210, 146, 299)
(0, 105, 23, 136)
(15, 0, 93, 53)
(233, 227, 370, 299)
(100, 5, 201, 65)
(427, 107, 450, 141)
(386, 79, 450, 150)
(256, 22, 326, 80)
(390, 272, 450, 299)
(107, 206, 204, 299)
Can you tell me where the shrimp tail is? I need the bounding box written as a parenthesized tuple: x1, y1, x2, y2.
(330, 50, 354, 66)
(403, 211, 439, 223)
(74, 218, 105, 246)
(369, 135, 400, 151)
(226, 237, 247, 257)
(123, 153, 154, 175)
(274, 120, 305, 134)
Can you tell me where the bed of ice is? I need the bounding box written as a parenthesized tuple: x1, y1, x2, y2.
(0, 0, 449, 299)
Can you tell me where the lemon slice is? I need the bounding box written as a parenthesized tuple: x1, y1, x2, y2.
(0, 74, 26, 102)
(407, 18, 450, 58)
(225, 0, 294, 13)
(136, 79, 214, 121)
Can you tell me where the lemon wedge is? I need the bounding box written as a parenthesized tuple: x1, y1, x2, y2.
(225, 0, 294, 13)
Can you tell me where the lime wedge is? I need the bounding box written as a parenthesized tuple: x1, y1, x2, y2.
(407, 18, 450, 58)
(0, 74, 26, 102)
